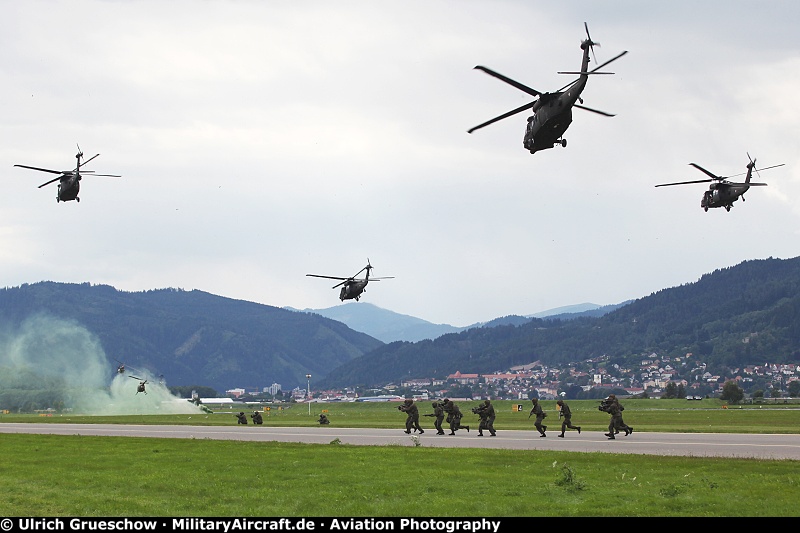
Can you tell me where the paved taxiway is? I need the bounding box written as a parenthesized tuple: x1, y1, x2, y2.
(1, 423, 798, 460)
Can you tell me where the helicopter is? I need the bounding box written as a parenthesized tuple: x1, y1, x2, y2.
(14, 145, 121, 202)
(655, 154, 785, 212)
(468, 23, 627, 154)
(129, 375, 148, 395)
(114, 358, 144, 376)
(306, 259, 394, 302)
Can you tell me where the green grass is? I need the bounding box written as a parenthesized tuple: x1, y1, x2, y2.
(1, 433, 799, 517)
(5, 398, 800, 433)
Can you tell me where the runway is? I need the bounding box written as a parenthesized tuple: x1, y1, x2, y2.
(1, 423, 799, 460)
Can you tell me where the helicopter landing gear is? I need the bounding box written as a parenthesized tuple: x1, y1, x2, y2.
(560, 138, 567, 148)
(76, 197, 80, 203)
(725, 205, 731, 212)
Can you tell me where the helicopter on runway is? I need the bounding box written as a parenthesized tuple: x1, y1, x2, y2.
(307, 259, 393, 302)
(468, 23, 627, 155)
(14, 145, 121, 203)
(655, 154, 784, 212)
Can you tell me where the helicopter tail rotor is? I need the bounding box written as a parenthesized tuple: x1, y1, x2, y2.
(747, 152, 760, 180)
(583, 22, 599, 64)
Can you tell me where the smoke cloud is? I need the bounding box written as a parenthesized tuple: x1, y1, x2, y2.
(0, 314, 202, 415)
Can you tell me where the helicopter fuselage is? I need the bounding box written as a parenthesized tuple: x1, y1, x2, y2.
(524, 94, 574, 153)
(57, 175, 80, 202)
(523, 49, 590, 154)
(340, 281, 368, 301)
(701, 182, 749, 212)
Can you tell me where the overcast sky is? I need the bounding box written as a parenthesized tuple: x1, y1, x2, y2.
(1, 1, 799, 327)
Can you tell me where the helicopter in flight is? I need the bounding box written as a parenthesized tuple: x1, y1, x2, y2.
(129, 375, 149, 395)
(655, 154, 784, 212)
(307, 259, 394, 302)
(14, 145, 121, 203)
(468, 23, 627, 155)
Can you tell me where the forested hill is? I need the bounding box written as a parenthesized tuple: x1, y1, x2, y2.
(319, 257, 800, 388)
(0, 282, 383, 391)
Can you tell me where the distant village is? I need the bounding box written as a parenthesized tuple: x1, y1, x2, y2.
(224, 352, 800, 403)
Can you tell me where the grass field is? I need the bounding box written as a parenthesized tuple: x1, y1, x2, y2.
(2, 399, 799, 517)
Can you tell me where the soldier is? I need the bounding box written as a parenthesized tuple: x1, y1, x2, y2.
(475, 399, 496, 437)
(251, 411, 263, 425)
(603, 394, 632, 439)
(318, 413, 330, 425)
(529, 398, 547, 437)
(442, 399, 470, 435)
(556, 399, 581, 438)
(424, 401, 446, 435)
(235, 412, 248, 425)
(398, 399, 424, 434)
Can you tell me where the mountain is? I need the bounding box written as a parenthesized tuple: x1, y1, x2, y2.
(527, 302, 603, 317)
(0, 282, 383, 392)
(318, 257, 800, 388)
(287, 303, 466, 342)
(289, 301, 626, 343)
(533, 301, 633, 320)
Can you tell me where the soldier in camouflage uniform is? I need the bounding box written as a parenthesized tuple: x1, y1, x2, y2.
(556, 399, 580, 437)
(441, 398, 470, 435)
(398, 399, 424, 434)
(424, 401, 446, 435)
(529, 398, 547, 437)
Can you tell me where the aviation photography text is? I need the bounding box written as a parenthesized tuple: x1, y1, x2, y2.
(6, 518, 504, 533)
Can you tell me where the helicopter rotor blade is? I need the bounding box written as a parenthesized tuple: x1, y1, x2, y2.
(574, 104, 615, 117)
(754, 163, 785, 172)
(655, 179, 714, 187)
(689, 163, 722, 181)
(332, 278, 355, 289)
(557, 71, 615, 76)
(472, 66, 543, 98)
(14, 164, 64, 175)
(590, 50, 628, 74)
(555, 51, 627, 92)
(725, 163, 785, 179)
(81, 153, 100, 166)
(468, 100, 537, 133)
(86, 173, 122, 177)
(37, 176, 65, 188)
(306, 274, 348, 281)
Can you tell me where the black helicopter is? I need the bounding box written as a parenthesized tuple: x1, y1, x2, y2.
(14, 145, 120, 202)
(468, 23, 627, 154)
(129, 375, 148, 395)
(307, 259, 393, 302)
(655, 154, 785, 212)
(115, 359, 144, 376)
